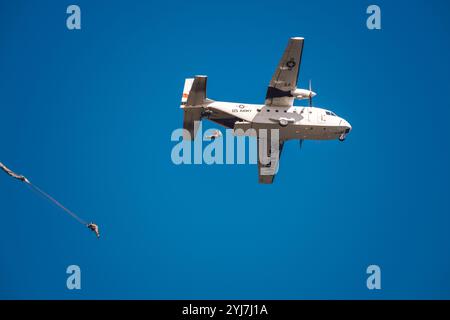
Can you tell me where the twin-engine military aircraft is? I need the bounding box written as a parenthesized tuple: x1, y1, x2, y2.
(180, 37, 352, 184)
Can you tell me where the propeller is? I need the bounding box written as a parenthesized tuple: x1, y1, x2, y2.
(308, 79, 313, 108)
(301, 79, 313, 150)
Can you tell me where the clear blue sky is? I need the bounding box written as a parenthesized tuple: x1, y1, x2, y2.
(1, 0, 450, 299)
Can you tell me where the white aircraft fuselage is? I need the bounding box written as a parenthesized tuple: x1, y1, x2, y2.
(205, 101, 352, 141)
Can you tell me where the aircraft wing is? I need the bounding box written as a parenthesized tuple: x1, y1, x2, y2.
(265, 37, 304, 107)
(257, 136, 284, 184)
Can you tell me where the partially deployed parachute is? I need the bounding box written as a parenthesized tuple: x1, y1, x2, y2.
(0, 161, 100, 238)
(0, 162, 29, 183)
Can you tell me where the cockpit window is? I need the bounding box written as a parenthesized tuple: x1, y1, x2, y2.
(326, 111, 337, 116)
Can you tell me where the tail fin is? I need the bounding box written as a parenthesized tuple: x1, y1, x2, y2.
(180, 76, 209, 140)
(180, 75, 208, 108)
(181, 78, 194, 108)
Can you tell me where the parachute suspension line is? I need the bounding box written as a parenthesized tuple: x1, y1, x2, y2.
(27, 182, 87, 225)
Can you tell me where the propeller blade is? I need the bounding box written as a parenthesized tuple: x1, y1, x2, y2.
(309, 79, 312, 108)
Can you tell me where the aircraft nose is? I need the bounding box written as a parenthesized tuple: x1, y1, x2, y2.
(338, 119, 351, 142)
(342, 119, 352, 132)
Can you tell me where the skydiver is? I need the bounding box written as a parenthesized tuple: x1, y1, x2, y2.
(206, 130, 222, 140)
(1, 161, 100, 238)
(87, 223, 100, 238)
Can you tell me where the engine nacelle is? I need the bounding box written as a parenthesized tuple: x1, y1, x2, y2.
(291, 88, 317, 100)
